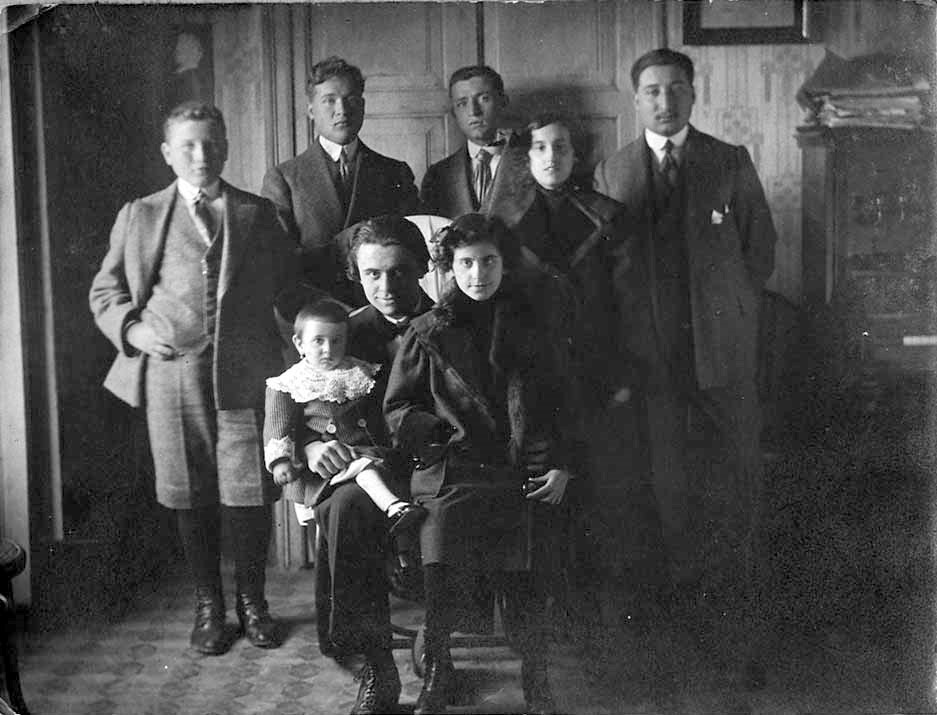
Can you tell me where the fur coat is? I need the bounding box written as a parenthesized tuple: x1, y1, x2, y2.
(384, 275, 582, 500)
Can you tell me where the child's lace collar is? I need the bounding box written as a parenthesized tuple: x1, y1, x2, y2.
(266, 357, 381, 403)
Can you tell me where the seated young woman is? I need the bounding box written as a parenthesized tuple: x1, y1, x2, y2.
(384, 213, 580, 715)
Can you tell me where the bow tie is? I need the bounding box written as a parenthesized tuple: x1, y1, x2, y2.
(387, 319, 410, 336)
(484, 138, 506, 156)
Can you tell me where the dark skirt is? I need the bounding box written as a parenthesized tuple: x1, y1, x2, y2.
(415, 461, 568, 574)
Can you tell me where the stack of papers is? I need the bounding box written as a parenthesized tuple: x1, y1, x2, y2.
(798, 51, 933, 130)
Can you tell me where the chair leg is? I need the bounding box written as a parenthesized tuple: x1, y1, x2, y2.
(0, 586, 29, 715)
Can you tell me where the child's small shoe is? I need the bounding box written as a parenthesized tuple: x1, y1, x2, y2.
(387, 502, 428, 538)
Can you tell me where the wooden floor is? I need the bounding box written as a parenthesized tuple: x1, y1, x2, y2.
(12, 555, 918, 715)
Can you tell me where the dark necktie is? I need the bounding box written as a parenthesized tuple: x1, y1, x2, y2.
(193, 191, 216, 242)
(339, 148, 351, 188)
(661, 140, 679, 189)
(474, 150, 493, 209)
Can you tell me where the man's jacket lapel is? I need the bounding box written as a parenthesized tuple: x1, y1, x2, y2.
(130, 183, 176, 306)
(302, 143, 344, 236)
(218, 182, 252, 300)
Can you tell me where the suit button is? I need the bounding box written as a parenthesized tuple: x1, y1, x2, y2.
(715, 309, 723, 316)
(325, 423, 337, 434)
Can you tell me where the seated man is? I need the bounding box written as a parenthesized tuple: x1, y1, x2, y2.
(309, 215, 431, 715)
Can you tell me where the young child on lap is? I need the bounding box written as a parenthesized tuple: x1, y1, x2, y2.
(263, 298, 425, 536)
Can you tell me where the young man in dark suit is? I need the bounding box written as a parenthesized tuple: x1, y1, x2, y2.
(593, 48, 777, 687)
(89, 102, 294, 656)
(420, 65, 523, 219)
(261, 56, 418, 310)
(307, 216, 431, 715)
(262, 56, 419, 309)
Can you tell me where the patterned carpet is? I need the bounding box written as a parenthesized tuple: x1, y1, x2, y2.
(13, 557, 911, 715)
(20, 566, 597, 715)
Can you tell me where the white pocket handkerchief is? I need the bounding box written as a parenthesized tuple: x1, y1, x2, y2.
(711, 204, 730, 224)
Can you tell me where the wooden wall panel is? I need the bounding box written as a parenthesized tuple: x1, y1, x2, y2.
(361, 116, 447, 189)
(1, 11, 32, 603)
(213, 6, 269, 194)
(297, 2, 476, 183)
(482, 0, 656, 172)
(309, 3, 447, 91)
(485, 1, 621, 130)
(489, 1, 617, 86)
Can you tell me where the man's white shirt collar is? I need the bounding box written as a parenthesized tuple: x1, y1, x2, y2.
(645, 125, 689, 162)
(467, 140, 503, 172)
(319, 135, 359, 163)
(177, 178, 222, 202)
(383, 292, 430, 327)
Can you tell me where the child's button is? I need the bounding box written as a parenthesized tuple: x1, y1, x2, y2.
(325, 422, 337, 434)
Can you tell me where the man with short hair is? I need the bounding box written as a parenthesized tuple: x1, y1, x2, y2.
(90, 102, 292, 656)
(262, 56, 419, 309)
(309, 215, 431, 715)
(594, 48, 777, 687)
(420, 65, 521, 218)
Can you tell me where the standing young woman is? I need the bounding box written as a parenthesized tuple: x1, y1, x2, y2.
(491, 116, 666, 668)
(384, 213, 579, 715)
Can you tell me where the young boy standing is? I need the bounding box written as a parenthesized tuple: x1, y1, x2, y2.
(89, 102, 294, 655)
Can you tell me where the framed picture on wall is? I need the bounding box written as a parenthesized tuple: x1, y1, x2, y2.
(163, 23, 214, 112)
(684, 0, 809, 45)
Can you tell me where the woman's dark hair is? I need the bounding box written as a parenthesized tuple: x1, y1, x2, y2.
(518, 112, 580, 153)
(345, 215, 430, 282)
(293, 298, 349, 336)
(435, 213, 521, 272)
(525, 112, 574, 137)
(512, 113, 591, 193)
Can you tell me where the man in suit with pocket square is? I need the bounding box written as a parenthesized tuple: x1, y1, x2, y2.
(593, 48, 777, 688)
(262, 56, 419, 311)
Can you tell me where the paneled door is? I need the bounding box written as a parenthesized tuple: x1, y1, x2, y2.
(482, 0, 659, 169)
(272, 3, 478, 188)
(265, 1, 658, 184)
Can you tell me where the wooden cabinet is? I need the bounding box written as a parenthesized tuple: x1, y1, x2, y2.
(798, 127, 936, 372)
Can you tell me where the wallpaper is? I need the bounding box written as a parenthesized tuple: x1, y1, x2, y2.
(677, 43, 828, 303)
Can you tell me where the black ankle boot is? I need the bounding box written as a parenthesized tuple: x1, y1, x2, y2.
(236, 593, 280, 648)
(190, 586, 227, 655)
(414, 653, 453, 715)
(351, 651, 401, 715)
